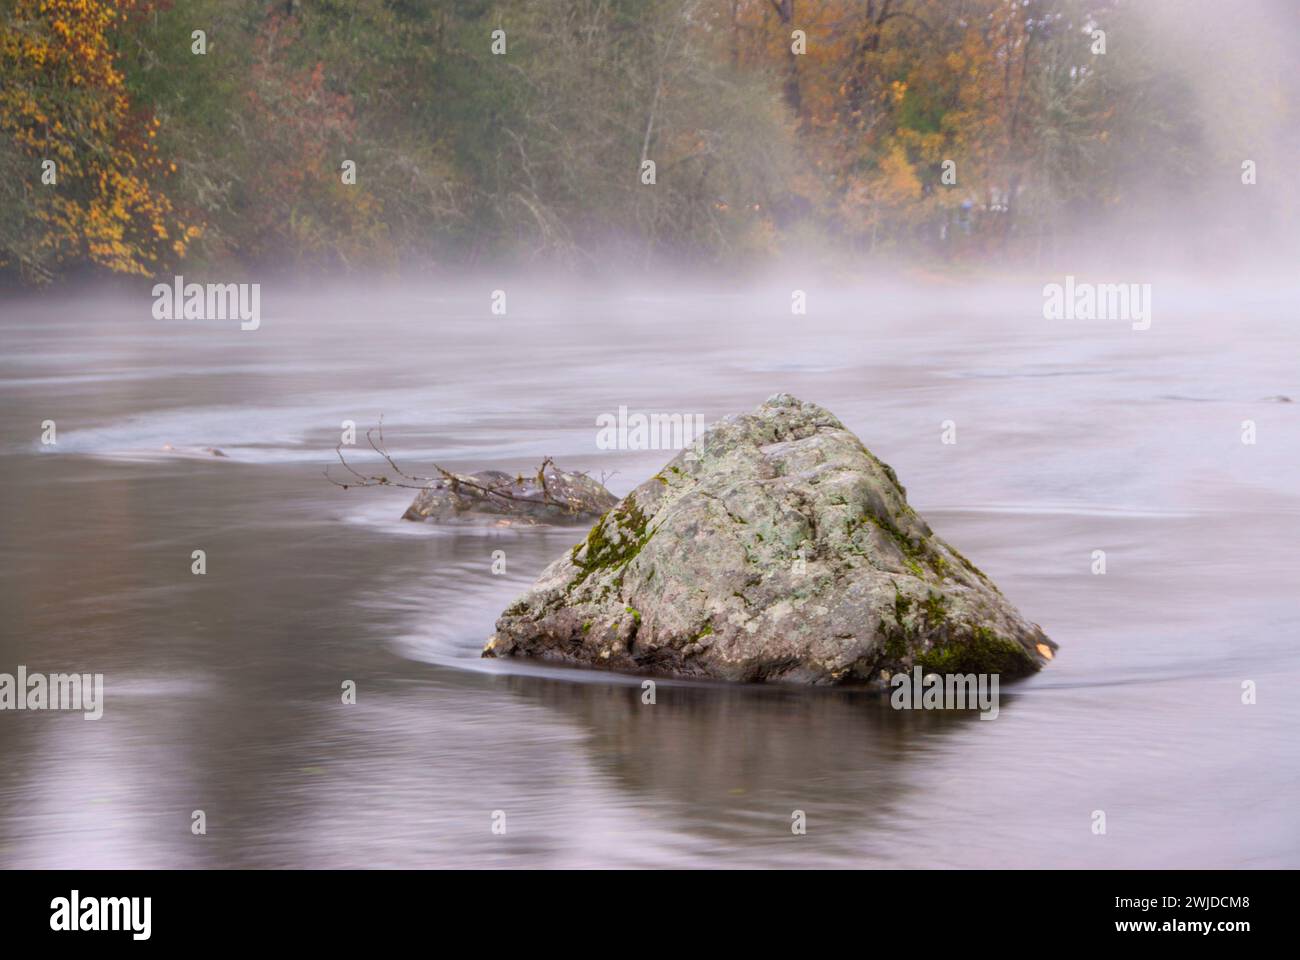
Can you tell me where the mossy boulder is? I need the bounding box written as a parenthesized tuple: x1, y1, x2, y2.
(484, 394, 1056, 683)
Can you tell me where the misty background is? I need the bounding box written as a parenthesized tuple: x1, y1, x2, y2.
(3, 0, 1298, 284)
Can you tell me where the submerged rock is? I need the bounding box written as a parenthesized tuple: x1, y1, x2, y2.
(160, 443, 229, 459)
(484, 394, 1056, 683)
(402, 463, 617, 525)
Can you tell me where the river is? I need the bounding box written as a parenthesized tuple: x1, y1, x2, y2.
(1, 276, 1296, 868)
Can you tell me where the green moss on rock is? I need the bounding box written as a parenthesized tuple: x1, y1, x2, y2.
(916, 625, 1034, 677)
(569, 495, 654, 587)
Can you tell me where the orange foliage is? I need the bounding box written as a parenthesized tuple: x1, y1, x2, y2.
(723, 0, 1050, 252)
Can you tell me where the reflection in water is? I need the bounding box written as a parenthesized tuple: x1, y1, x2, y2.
(493, 674, 970, 866)
(1, 282, 1298, 868)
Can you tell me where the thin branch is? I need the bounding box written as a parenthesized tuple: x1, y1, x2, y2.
(324, 420, 567, 509)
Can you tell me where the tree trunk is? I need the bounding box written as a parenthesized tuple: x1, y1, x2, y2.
(771, 0, 802, 117)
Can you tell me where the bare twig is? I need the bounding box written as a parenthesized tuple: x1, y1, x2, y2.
(324, 420, 567, 509)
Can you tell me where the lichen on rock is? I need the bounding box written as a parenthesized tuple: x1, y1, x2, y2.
(484, 394, 1056, 683)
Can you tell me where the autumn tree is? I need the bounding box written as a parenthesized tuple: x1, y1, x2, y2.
(0, 0, 196, 282)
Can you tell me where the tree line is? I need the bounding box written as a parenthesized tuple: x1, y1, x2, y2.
(2, 0, 1293, 285)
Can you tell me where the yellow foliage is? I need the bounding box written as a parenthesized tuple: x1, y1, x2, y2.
(0, 0, 196, 280)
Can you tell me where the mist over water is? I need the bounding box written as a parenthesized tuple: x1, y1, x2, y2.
(1, 277, 1297, 868)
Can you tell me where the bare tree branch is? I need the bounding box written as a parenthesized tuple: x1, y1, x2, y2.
(324, 420, 568, 510)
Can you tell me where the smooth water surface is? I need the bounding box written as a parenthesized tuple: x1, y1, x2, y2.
(1, 279, 1297, 868)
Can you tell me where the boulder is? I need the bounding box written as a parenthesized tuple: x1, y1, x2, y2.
(484, 394, 1056, 683)
(402, 463, 617, 525)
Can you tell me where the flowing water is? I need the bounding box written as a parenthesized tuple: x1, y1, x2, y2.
(1, 278, 1297, 868)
